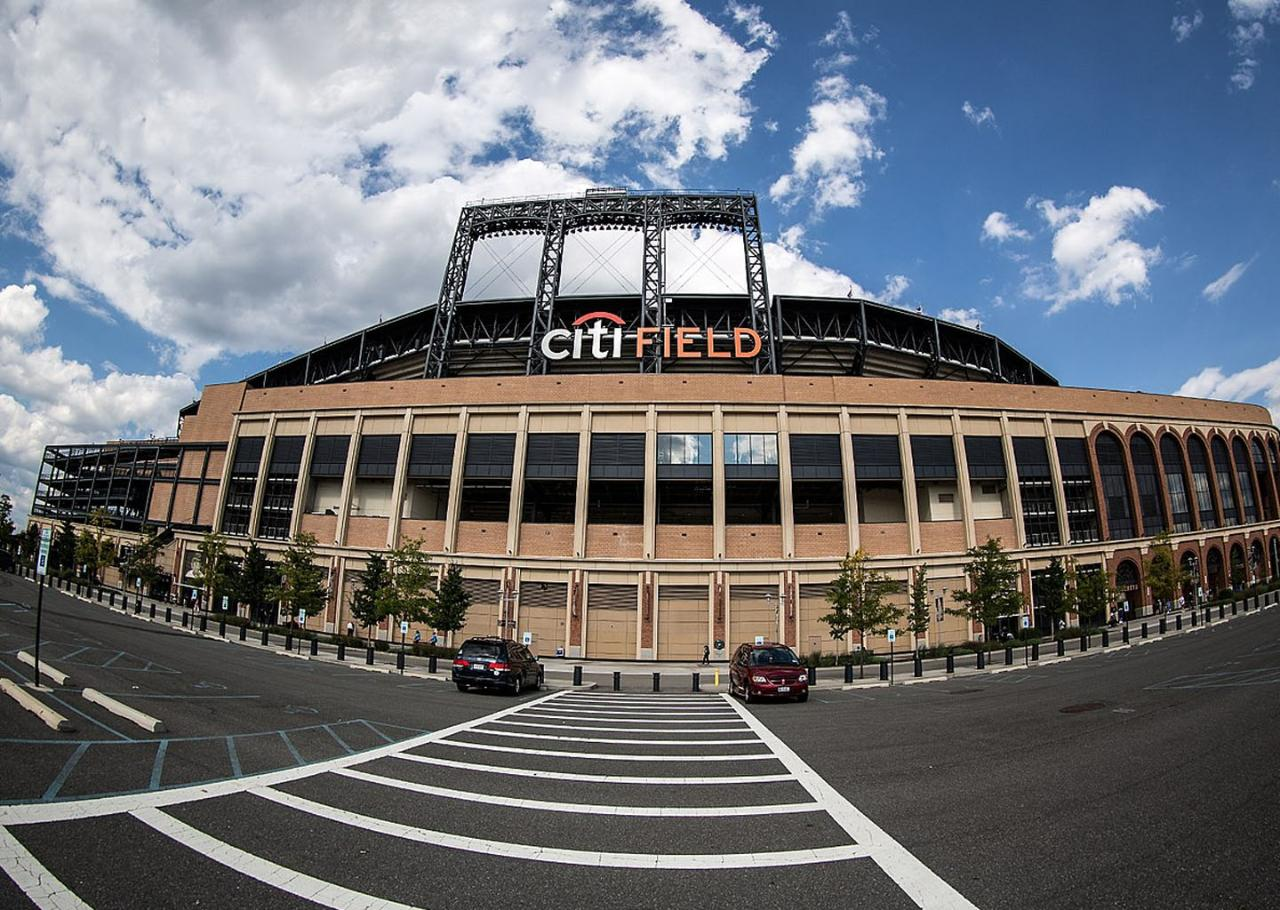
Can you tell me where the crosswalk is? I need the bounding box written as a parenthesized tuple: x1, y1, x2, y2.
(0, 690, 978, 908)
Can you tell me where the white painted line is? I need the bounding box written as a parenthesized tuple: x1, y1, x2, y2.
(0, 688, 571, 827)
(487, 719, 750, 734)
(334, 767, 820, 817)
(81, 688, 166, 733)
(465, 728, 761, 745)
(556, 696, 725, 704)
(16, 652, 71, 687)
(0, 825, 91, 909)
(841, 682, 889, 690)
(724, 695, 979, 909)
(393, 753, 794, 785)
(519, 710, 741, 724)
(989, 666, 1027, 675)
(253, 787, 868, 869)
(0, 679, 74, 733)
(435, 739, 776, 762)
(131, 807, 415, 910)
(900, 675, 949, 686)
(527, 707, 740, 716)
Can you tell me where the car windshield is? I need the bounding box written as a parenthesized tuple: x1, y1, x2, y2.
(749, 647, 800, 667)
(460, 643, 503, 660)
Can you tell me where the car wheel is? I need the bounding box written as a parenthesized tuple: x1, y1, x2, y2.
(743, 685, 753, 703)
(512, 675, 523, 697)
(455, 682, 467, 692)
(796, 691, 808, 703)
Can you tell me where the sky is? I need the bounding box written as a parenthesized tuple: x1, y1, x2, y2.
(0, 0, 1278, 521)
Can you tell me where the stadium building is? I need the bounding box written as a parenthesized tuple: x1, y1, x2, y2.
(29, 190, 1280, 659)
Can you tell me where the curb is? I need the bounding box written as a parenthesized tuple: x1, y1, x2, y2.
(82, 688, 166, 733)
(16, 652, 71, 687)
(0, 678, 74, 732)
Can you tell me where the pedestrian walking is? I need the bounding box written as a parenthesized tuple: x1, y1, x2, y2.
(346, 620, 354, 638)
(701, 643, 710, 665)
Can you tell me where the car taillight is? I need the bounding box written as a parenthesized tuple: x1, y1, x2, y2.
(453, 658, 470, 668)
(489, 662, 509, 671)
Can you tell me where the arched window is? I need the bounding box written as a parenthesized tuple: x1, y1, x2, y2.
(1206, 546, 1225, 592)
(1186, 436, 1218, 528)
(1095, 432, 1136, 539)
(1160, 435, 1193, 532)
(1210, 436, 1239, 525)
(1129, 433, 1166, 536)
(1251, 439, 1277, 521)
(1270, 439, 1280, 505)
(1232, 438, 1259, 523)
(1249, 539, 1265, 583)
(1271, 537, 1280, 580)
(1230, 543, 1246, 589)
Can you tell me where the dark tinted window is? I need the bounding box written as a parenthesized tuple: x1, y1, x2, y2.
(749, 647, 801, 667)
(460, 641, 504, 659)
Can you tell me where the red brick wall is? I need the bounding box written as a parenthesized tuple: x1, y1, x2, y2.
(585, 524, 643, 559)
(656, 525, 713, 559)
(794, 524, 848, 557)
(858, 522, 909, 556)
(974, 518, 1017, 548)
(400, 520, 445, 552)
(919, 520, 967, 554)
(519, 523, 575, 557)
(346, 516, 389, 550)
(299, 513, 338, 543)
(455, 521, 508, 555)
(725, 525, 783, 559)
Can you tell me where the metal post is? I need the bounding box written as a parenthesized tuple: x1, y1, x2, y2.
(1031, 642, 1039, 661)
(913, 654, 923, 677)
(1080, 634, 1088, 652)
(1004, 646, 1013, 665)
(109, 591, 115, 607)
(652, 672, 661, 692)
(1056, 638, 1065, 657)
(1175, 614, 1182, 631)
(219, 618, 226, 637)
(1101, 629, 1109, 648)
(239, 624, 247, 642)
(261, 627, 269, 645)
(692, 672, 700, 692)
(808, 665, 818, 686)
(337, 642, 345, 661)
(428, 655, 437, 674)
(310, 638, 318, 657)
(976, 648, 985, 670)
(31, 577, 44, 686)
(573, 665, 583, 687)
(844, 663, 853, 684)
(181, 611, 189, 628)
(149, 603, 156, 619)
(199, 614, 207, 633)
(396, 650, 405, 672)
(1122, 624, 1130, 644)
(613, 671, 621, 691)
(366, 646, 374, 665)
(879, 661, 889, 681)
(945, 653, 955, 673)
(284, 632, 292, 651)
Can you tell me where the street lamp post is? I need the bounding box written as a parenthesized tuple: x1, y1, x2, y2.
(499, 587, 518, 638)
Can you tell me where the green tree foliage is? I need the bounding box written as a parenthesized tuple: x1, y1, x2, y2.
(349, 552, 393, 641)
(270, 532, 328, 624)
(191, 531, 232, 611)
(233, 542, 276, 624)
(1037, 556, 1068, 633)
(821, 549, 903, 677)
(385, 538, 435, 634)
(75, 508, 116, 583)
(50, 520, 76, 574)
(430, 564, 472, 642)
(948, 537, 1024, 641)
(0, 494, 15, 554)
(906, 564, 930, 648)
(122, 528, 163, 595)
(18, 524, 40, 562)
(1073, 568, 1118, 629)
(1143, 533, 1186, 611)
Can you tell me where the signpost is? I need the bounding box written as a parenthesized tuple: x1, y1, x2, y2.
(522, 631, 533, 646)
(32, 528, 51, 686)
(399, 620, 409, 675)
(886, 628, 896, 683)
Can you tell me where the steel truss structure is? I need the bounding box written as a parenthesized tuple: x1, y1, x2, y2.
(242, 189, 1056, 389)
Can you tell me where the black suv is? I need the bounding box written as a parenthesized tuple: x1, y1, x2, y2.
(452, 637, 542, 695)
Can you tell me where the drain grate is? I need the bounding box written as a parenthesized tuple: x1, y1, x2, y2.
(1060, 702, 1106, 714)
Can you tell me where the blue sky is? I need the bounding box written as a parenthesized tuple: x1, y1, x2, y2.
(0, 0, 1277, 516)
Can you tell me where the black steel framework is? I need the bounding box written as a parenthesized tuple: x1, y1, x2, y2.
(242, 189, 1056, 389)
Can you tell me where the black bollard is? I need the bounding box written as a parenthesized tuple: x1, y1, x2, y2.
(219, 618, 226, 637)
(946, 653, 955, 674)
(109, 591, 116, 607)
(181, 611, 189, 628)
(199, 614, 207, 632)
(1031, 642, 1040, 661)
(879, 660, 889, 681)
(239, 624, 247, 642)
(808, 666, 818, 685)
(1175, 614, 1182, 630)
(396, 650, 405, 672)
(1080, 634, 1088, 652)
(1158, 617, 1165, 634)
(1056, 638, 1065, 657)
(1231, 601, 1238, 616)
(149, 603, 156, 619)
(165, 605, 172, 623)
(134, 600, 141, 616)
(976, 648, 985, 670)
(1218, 604, 1224, 620)
(1190, 610, 1197, 627)
(844, 663, 854, 684)
(310, 638, 318, 657)
(1102, 629, 1109, 648)
(428, 655, 437, 674)
(613, 671, 621, 692)
(1004, 646, 1013, 665)
(337, 642, 345, 661)
(284, 633, 292, 651)
(573, 665, 583, 687)
(97, 588, 103, 603)
(652, 672, 661, 692)
(1122, 624, 1130, 644)
(261, 627, 269, 646)
(366, 646, 374, 665)
(692, 672, 700, 692)
(914, 654, 923, 676)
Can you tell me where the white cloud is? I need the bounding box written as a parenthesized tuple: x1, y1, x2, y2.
(0, 1, 775, 370)
(938, 307, 982, 328)
(769, 74, 886, 213)
(1171, 10, 1204, 41)
(1178, 356, 1280, 423)
(1022, 186, 1162, 314)
(762, 119, 779, 132)
(1202, 258, 1254, 301)
(981, 211, 1031, 243)
(821, 11, 857, 48)
(1228, 0, 1279, 89)
(877, 274, 910, 305)
(764, 225, 869, 298)
(0, 285, 196, 524)
(961, 101, 996, 128)
(726, 2, 778, 49)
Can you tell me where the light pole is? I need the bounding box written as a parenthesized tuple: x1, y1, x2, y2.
(499, 586, 518, 639)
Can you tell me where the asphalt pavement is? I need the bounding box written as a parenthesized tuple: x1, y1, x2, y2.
(1, 569, 1278, 909)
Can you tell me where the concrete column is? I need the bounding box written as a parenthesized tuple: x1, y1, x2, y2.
(1043, 417, 1070, 546)
(289, 414, 318, 540)
(442, 408, 470, 554)
(572, 406, 592, 559)
(643, 406, 658, 560)
(839, 408, 860, 553)
(246, 415, 278, 539)
(898, 409, 921, 556)
(713, 405, 726, 559)
(386, 408, 414, 549)
(212, 415, 242, 533)
(334, 414, 363, 547)
(951, 411, 976, 549)
(506, 406, 530, 557)
(640, 571, 655, 659)
(777, 408, 795, 559)
(1000, 414, 1027, 546)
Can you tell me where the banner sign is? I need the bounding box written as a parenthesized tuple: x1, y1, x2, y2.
(540, 311, 761, 363)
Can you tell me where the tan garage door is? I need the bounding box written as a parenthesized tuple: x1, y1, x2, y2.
(657, 584, 707, 660)
(587, 584, 637, 659)
(457, 578, 500, 643)
(520, 582, 567, 657)
(798, 582, 837, 658)
(729, 584, 778, 651)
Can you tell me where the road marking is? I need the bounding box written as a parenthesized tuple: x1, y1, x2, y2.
(465, 728, 761, 745)
(527, 706, 738, 716)
(724, 695, 979, 909)
(42, 743, 90, 801)
(278, 731, 305, 766)
(487, 719, 750, 734)
(226, 736, 242, 777)
(324, 724, 354, 755)
(392, 753, 794, 785)
(131, 807, 416, 910)
(333, 767, 820, 816)
(0, 825, 91, 910)
(148, 740, 168, 791)
(252, 786, 869, 869)
(520, 710, 741, 724)
(434, 739, 776, 761)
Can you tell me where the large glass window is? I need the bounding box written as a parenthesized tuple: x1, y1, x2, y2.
(1012, 437, 1059, 546)
(1232, 437, 1259, 523)
(1129, 434, 1166, 536)
(852, 434, 905, 523)
(790, 434, 845, 524)
(221, 436, 264, 536)
(658, 433, 712, 524)
(1211, 436, 1239, 525)
(258, 436, 304, 539)
(403, 434, 453, 521)
(588, 433, 644, 525)
(1160, 435, 1193, 533)
(725, 433, 779, 524)
(964, 436, 1011, 520)
(1255, 439, 1278, 521)
(1187, 435, 1218, 528)
(459, 434, 515, 522)
(1095, 432, 1136, 540)
(306, 435, 350, 515)
(1056, 438, 1100, 543)
(523, 433, 579, 524)
(911, 435, 959, 522)
(350, 435, 400, 518)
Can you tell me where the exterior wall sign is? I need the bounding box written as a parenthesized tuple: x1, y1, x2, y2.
(540, 311, 761, 363)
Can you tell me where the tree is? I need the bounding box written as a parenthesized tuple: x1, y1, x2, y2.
(385, 537, 435, 638)
(122, 528, 163, 595)
(1037, 556, 1069, 635)
(270, 532, 327, 625)
(948, 537, 1024, 643)
(0, 494, 15, 555)
(18, 524, 40, 562)
(73, 508, 116, 583)
(189, 531, 232, 611)
(430, 564, 472, 645)
(233, 542, 276, 624)
(906, 563, 931, 649)
(820, 549, 903, 677)
(1073, 568, 1118, 629)
(50, 520, 76, 575)
(1144, 533, 1186, 612)
(349, 552, 393, 642)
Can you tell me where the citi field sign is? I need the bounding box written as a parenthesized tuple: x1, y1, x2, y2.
(539, 311, 762, 362)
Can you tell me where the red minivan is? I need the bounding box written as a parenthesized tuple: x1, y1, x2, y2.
(729, 642, 808, 702)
